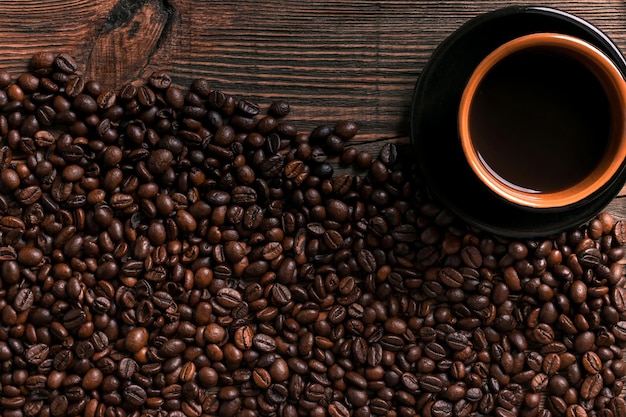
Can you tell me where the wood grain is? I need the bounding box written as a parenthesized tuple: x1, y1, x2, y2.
(0, 0, 626, 217)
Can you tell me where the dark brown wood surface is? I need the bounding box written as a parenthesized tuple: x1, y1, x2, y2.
(2, 0, 626, 219)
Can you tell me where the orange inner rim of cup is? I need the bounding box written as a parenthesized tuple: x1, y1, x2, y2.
(458, 33, 626, 209)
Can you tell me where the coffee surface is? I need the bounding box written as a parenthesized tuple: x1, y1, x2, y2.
(470, 49, 610, 193)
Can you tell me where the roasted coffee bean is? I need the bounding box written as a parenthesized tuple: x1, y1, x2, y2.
(24, 343, 49, 365)
(0, 53, 623, 417)
(419, 374, 443, 392)
(124, 384, 147, 407)
(424, 342, 447, 360)
(431, 400, 453, 417)
(147, 148, 173, 174)
(581, 374, 603, 399)
(237, 99, 260, 116)
(379, 142, 398, 165)
(566, 404, 588, 417)
(543, 353, 561, 376)
(445, 332, 469, 350)
(234, 325, 253, 350)
(533, 323, 555, 344)
(148, 71, 172, 89)
(14, 288, 34, 311)
(253, 333, 276, 352)
(611, 398, 626, 417)
(125, 327, 149, 352)
(65, 75, 84, 97)
(530, 373, 548, 392)
(252, 368, 272, 389)
(582, 351, 603, 375)
(75, 340, 95, 359)
(118, 357, 139, 379)
(216, 287, 242, 308)
(50, 395, 69, 417)
(328, 401, 350, 417)
(55, 53, 77, 73)
(268, 100, 290, 118)
(439, 267, 464, 288)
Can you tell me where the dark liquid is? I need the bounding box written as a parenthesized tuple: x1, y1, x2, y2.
(469, 50, 610, 193)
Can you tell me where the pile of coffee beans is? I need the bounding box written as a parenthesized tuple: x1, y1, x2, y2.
(0, 52, 625, 417)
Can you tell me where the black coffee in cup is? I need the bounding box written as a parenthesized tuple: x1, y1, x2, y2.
(459, 33, 626, 209)
(469, 49, 610, 193)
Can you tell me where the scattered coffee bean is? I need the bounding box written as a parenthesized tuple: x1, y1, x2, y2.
(0, 52, 623, 417)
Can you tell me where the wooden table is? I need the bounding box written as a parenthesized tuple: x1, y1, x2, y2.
(3, 0, 626, 221)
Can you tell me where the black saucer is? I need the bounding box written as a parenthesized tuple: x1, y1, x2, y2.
(410, 6, 626, 238)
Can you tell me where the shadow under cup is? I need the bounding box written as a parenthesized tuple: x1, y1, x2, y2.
(458, 33, 626, 210)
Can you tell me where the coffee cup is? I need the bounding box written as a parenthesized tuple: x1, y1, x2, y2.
(458, 32, 626, 209)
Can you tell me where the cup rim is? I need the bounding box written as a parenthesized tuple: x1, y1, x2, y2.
(458, 32, 626, 209)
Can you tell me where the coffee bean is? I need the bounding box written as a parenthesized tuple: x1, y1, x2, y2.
(82, 368, 104, 390)
(379, 142, 398, 165)
(148, 71, 172, 89)
(97, 90, 117, 109)
(52, 349, 72, 371)
(237, 99, 260, 116)
(65, 75, 85, 97)
(13, 288, 34, 312)
(424, 342, 447, 360)
(86, 333, 105, 354)
(75, 340, 95, 359)
(582, 351, 603, 375)
(125, 327, 149, 353)
(324, 229, 344, 250)
(431, 400, 453, 417)
(614, 321, 626, 341)
(55, 53, 77, 73)
(216, 287, 242, 308)
(253, 333, 276, 352)
(17, 185, 42, 205)
(147, 148, 173, 174)
(117, 357, 139, 380)
(0, 53, 624, 417)
(461, 246, 483, 268)
(580, 374, 603, 399)
(334, 120, 358, 140)
(533, 323, 555, 344)
(445, 332, 469, 350)
(570, 280, 588, 303)
(530, 373, 549, 392)
(419, 374, 443, 393)
(160, 338, 186, 357)
(234, 325, 253, 350)
(614, 219, 626, 244)
(124, 384, 147, 407)
(252, 367, 271, 389)
(24, 343, 49, 365)
(392, 224, 418, 242)
(611, 398, 626, 417)
(439, 267, 464, 288)
(543, 353, 561, 376)
(328, 401, 350, 417)
(50, 395, 69, 417)
(614, 287, 626, 312)
(566, 404, 588, 417)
